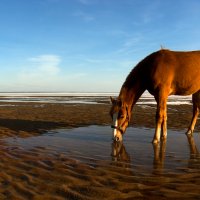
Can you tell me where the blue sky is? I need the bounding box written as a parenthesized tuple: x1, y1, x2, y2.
(0, 0, 200, 92)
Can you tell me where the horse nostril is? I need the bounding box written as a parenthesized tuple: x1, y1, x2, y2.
(115, 137, 119, 141)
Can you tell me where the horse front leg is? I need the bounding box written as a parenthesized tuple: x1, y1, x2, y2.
(161, 111, 167, 140)
(152, 100, 167, 144)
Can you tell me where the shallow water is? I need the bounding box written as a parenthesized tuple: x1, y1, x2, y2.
(3, 126, 200, 199)
(5, 126, 200, 171)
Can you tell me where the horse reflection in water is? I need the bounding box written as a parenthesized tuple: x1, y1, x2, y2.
(187, 135, 200, 169)
(111, 135, 200, 172)
(153, 141, 167, 173)
(111, 142, 131, 169)
(111, 141, 167, 172)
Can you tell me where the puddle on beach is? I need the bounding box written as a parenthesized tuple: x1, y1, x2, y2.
(2, 126, 200, 199)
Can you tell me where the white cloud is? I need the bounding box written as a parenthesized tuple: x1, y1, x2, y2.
(78, 0, 90, 4)
(27, 54, 61, 75)
(78, 0, 98, 5)
(11, 53, 134, 92)
(73, 11, 95, 22)
(16, 54, 62, 90)
(114, 36, 142, 56)
(14, 55, 91, 92)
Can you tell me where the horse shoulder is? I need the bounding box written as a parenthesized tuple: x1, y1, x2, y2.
(145, 50, 175, 86)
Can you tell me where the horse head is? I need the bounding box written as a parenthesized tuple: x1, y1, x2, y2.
(111, 141, 131, 170)
(110, 97, 130, 142)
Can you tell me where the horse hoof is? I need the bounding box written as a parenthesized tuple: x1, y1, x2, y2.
(186, 130, 193, 135)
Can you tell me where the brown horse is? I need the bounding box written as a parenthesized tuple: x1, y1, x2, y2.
(110, 49, 200, 144)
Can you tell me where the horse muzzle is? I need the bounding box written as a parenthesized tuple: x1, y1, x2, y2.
(113, 135, 123, 142)
(111, 125, 123, 142)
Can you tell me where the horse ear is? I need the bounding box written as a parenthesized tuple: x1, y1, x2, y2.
(110, 96, 115, 104)
(118, 99, 123, 107)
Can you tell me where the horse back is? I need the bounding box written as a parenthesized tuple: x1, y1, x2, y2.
(144, 50, 200, 95)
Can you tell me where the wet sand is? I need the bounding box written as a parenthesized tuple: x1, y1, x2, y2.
(0, 101, 198, 135)
(0, 102, 200, 199)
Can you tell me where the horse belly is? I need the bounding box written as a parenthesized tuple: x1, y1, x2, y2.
(147, 65, 200, 96)
(173, 73, 200, 95)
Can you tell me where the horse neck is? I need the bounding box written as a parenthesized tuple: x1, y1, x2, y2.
(119, 69, 146, 110)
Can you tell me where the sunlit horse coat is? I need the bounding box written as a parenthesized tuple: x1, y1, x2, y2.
(110, 49, 200, 143)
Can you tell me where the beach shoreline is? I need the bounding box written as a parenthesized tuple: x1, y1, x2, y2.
(0, 101, 198, 138)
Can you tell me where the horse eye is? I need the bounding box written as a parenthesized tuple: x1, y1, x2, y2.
(120, 115, 125, 118)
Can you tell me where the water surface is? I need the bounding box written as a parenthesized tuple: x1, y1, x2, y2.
(6, 126, 200, 172)
(4, 126, 200, 199)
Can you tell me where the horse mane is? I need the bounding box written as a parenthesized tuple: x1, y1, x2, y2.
(122, 50, 160, 89)
(119, 49, 171, 101)
(122, 49, 173, 88)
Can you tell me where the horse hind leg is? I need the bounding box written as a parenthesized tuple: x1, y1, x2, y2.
(186, 91, 200, 135)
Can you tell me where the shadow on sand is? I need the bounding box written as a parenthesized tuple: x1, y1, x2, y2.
(0, 118, 67, 135)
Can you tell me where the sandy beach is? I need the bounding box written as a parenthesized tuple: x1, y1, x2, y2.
(0, 100, 200, 199)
